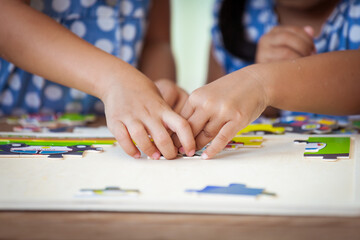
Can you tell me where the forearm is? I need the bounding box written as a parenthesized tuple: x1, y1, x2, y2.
(0, 0, 143, 100)
(248, 50, 360, 115)
(138, 41, 176, 82)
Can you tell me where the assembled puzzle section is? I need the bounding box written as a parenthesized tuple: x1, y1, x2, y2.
(0, 135, 116, 159)
(4, 113, 96, 133)
(294, 137, 351, 161)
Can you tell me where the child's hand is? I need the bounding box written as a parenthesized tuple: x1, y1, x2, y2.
(179, 68, 267, 159)
(101, 71, 195, 160)
(256, 26, 315, 63)
(154, 79, 189, 113)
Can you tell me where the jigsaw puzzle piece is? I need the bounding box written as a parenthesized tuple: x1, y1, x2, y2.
(186, 183, 276, 197)
(76, 186, 140, 198)
(294, 137, 350, 161)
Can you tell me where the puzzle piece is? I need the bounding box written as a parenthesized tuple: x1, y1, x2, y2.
(0, 143, 103, 159)
(186, 183, 276, 197)
(75, 186, 140, 198)
(294, 137, 350, 161)
(237, 124, 285, 135)
(225, 136, 263, 150)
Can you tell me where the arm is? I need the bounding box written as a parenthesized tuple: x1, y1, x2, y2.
(182, 50, 360, 159)
(138, 0, 187, 113)
(260, 50, 360, 114)
(0, 0, 195, 159)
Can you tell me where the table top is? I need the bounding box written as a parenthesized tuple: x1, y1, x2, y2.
(1, 211, 360, 240)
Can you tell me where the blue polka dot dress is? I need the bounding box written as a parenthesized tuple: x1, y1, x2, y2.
(211, 0, 360, 118)
(0, 0, 151, 116)
(212, 0, 360, 74)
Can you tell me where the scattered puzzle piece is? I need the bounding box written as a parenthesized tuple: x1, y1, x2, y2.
(4, 113, 96, 133)
(225, 136, 263, 150)
(186, 183, 276, 197)
(75, 186, 140, 198)
(0, 143, 103, 159)
(294, 137, 350, 161)
(273, 115, 337, 134)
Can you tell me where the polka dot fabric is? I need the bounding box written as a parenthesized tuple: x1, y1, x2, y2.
(0, 0, 150, 115)
(212, 0, 360, 74)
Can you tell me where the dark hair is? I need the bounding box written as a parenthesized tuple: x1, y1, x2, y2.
(219, 0, 256, 62)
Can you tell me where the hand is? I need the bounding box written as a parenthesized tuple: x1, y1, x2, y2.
(101, 70, 195, 160)
(256, 26, 315, 63)
(154, 78, 189, 113)
(179, 67, 268, 159)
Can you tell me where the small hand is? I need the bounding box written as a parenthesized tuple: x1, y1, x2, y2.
(256, 26, 315, 63)
(154, 78, 189, 113)
(179, 67, 267, 159)
(101, 71, 195, 160)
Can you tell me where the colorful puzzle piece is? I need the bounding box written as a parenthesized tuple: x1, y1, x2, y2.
(294, 137, 350, 161)
(4, 113, 96, 133)
(0, 136, 117, 147)
(75, 186, 140, 198)
(273, 115, 337, 134)
(0, 136, 115, 159)
(0, 143, 102, 159)
(237, 124, 285, 135)
(186, 183, 276, 197)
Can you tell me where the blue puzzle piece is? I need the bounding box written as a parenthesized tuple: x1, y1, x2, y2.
(186, 183, 269, 197)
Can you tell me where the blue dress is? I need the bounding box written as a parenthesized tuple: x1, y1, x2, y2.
(211, 0, 360, 117)
(0, 0, 151, 116)
(212, 0, 360, 74)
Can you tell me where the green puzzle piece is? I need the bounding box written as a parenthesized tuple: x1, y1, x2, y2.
(295, 137, 350, 161)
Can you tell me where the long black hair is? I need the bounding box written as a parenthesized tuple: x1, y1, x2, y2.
(219, 0, 257, 62)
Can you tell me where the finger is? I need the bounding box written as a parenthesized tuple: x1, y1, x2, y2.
(264, 46, 302, 61)
(283, 27, 315, 54)
(145, 119, 178, 159)
(180, 99, 195, 120)
(271, 30, 314, 57)
(202, 121, 242, 159)
(163, 111, 196, 157)
(111, 121, 141, 158)
(303, 26, 315, 37)
(187, 108, 211, 138)
(195, 118, 225, 150)
(273, 26, 314, 48)
(127, 121, 160, 159)
(173, 88, 189, 114)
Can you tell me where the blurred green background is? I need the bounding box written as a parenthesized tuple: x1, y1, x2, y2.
(171, 0, 216, 93)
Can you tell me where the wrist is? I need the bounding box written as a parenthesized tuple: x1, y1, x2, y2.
(240, 64, 274, 109)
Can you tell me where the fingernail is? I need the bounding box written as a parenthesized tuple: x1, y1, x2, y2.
(179, 147, 185, 154)
(188, 149, 195, 157)
(134, 152, 141, 159)
(201, 152, 209, 160)
(304, 26, 314, 37)
(152, 152, 161, 160)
